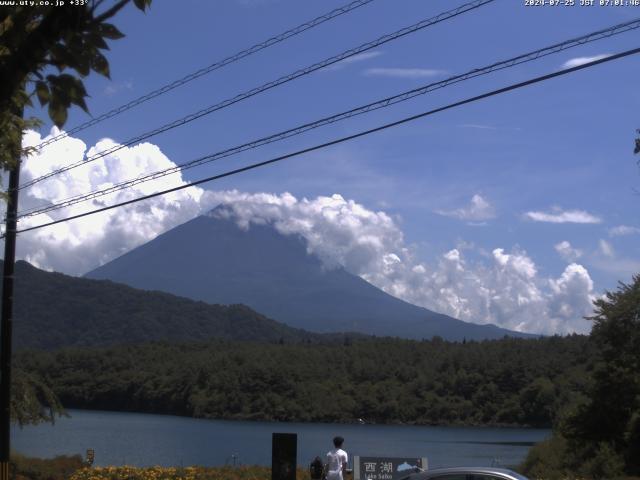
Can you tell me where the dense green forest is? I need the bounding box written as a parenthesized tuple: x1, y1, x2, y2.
(17, 335, 592, 428)
(520, 275, 640, 479)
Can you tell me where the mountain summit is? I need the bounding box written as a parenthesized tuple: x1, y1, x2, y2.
(86, 209, 531, 340)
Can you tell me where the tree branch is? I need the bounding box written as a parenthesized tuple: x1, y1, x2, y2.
(92, 0, 130, 24)
(0, 8, 71, 109)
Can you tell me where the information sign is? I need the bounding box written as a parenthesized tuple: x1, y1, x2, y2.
(353, 456, 427, 480)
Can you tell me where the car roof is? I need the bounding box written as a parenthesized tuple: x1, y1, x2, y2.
(413, 467, 528, 480)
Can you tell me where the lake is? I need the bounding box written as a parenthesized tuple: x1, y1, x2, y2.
(12, 410, 549, 469)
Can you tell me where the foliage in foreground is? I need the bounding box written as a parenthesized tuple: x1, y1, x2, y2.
(69, 465, 309, 480)
(0, 0, 151, 173)
(10, 458, 306, 480)
(11, 452, 84, 480)
(520, 275, 640, 479)
(18, 335, 593, 427)
(11, 367, 66, 426)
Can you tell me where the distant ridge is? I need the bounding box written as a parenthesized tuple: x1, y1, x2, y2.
(3, 260, 337, 350)
(86, 210, 534, 341)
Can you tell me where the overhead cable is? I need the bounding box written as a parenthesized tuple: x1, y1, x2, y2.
(20, 0, 496, 190)
(10, 45, 640, 237)
(32, 0, 378, 151)
(17, 17, 640, 220)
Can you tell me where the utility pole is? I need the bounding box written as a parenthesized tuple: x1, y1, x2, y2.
(0, 123, 22, 480)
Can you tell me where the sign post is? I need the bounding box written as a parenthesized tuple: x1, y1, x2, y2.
(354, 456, 428, 480)
(272, 433, 297, 480)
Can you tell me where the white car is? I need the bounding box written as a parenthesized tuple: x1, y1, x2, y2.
(403, 467, 529, 480)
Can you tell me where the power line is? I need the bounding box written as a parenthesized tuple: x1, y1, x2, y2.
(20, 0, 496, 191)
(31, 0, 378, 151)
(17, 17, 640, 220)
(11, 45, 639, 237)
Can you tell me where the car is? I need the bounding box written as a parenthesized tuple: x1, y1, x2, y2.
(401, 466, 529, 480)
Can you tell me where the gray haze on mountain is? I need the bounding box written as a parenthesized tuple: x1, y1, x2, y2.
(86, 209, 534, 341)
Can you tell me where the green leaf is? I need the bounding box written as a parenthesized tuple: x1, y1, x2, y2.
(49, 43, 70, 71)
(90, 51, 110, 78)
(88, 32, 109, 51)
(0, 14, 13, 37)
(69, 47, 91, 76)
(52, 74, 89, 113)
(47, 77, 71, 108)
(133, 0, 152, 11)
(35, 81, 49, 107)
(97, 22, 124, 40)
(64, 36, 92, 77)
(48, 101, 68, 128)
(73, 95, 89, 114)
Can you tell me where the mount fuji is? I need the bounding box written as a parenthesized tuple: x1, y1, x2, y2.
(86, 209, 532, 341)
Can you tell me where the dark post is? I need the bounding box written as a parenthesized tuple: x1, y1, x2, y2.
(0, 151, 21, 480)
(272, 433, 297, 480)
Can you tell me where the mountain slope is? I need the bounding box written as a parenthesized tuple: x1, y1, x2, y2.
(3, 260, 327, 350)
(86, 212, 532, 341)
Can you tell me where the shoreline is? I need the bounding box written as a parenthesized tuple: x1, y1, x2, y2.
(51, 407, 553, 430)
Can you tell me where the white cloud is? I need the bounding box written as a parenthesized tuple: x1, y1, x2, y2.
(208, 191, 404, 275)
(562, 54, 611, 69)
(524, 207, 602, 224)
(554, 240, 583, 262)
(599, 239, 615, 258)
(210, 193, 595, 334)
(591, 238, 640, 279)
(609, 225, 640, 237)
(104, 80, 133, 96)
(11, 128, 212, 275)
(323, 51, 382, 71)
(590, 257, 640, 280)
(8, 130, 596, 335)
(547, 263, 596, 332)
(436, 194, 496, 222)
(363, 67, 447, 79)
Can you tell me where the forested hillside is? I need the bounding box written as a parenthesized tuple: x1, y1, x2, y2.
(4, 260, 344, 349)
(17, 335, 593, 427)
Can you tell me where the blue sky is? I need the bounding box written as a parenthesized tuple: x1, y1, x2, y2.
(15, 0, 640, 334)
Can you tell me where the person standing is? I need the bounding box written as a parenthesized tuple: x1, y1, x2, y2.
(325, 436, 349, 480)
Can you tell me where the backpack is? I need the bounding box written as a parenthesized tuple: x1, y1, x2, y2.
(310, 456, 324, 479)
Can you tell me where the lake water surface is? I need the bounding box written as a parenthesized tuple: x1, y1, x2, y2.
(13, 410, 549, 469)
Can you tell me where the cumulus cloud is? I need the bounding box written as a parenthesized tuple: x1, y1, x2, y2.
(8, 129, 596, 334)
(208, 192, 595, 334)
(10, 128, 213, 275)
(524, 207, 602, 224)
(547, 263, 596, 332)
(436, 194, 496, 222)
(554, 240, 583, 262)
(562, 54, 611, 69)
(609, 225, 640, 237)
(363, 67, 447, 78)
